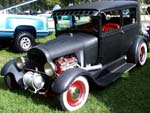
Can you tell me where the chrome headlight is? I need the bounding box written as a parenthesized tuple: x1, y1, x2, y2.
(44, 62, 56, 76)
(16, 57, 26, 70)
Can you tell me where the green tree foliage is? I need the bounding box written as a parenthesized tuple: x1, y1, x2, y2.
(142, 0, 150, 4)
(0, 0, 69, 10)
(46, 0, 60, 6)
(0, 0, 149, 10)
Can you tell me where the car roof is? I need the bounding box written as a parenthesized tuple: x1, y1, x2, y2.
(65, 1, 137, 11)
(53, 1, 138, 16)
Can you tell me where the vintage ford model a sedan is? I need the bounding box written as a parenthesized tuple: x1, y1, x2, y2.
(1, 1, 148, 111)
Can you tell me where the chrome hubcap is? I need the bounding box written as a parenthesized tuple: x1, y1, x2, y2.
(140, 46, 145, 62)
(20, 37, 31, 50)
(70, 87, 80, 100)
(67, 80, 86, 106)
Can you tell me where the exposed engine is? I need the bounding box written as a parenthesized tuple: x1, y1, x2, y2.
(22, 55, 79, 93)
(23, 71, 45, 93)
(55, 56, 79, 75)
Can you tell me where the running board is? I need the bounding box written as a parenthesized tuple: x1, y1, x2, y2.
(95, 63, 136, 87)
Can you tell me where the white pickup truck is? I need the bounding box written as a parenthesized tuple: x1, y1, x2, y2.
(0, 0, 51, 52)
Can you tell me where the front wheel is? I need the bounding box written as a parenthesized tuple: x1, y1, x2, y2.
(58, 76, 89, 111)
(137, 41, 147, 66)
(4, 74, 19, 90)
(14, 32, 35, 52)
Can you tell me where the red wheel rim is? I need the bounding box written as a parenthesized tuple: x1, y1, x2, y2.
(67, 80, 86, 106)
(140, 46, 145, 62)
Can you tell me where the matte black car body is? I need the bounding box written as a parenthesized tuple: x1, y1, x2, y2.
(1, 1, 148, 111)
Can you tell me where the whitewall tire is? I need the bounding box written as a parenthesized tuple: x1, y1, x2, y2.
(58, 76, 89, 111)
(138, 41, 147, 66)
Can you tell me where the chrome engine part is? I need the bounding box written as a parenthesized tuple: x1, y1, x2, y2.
(23, 71, 45, 93)
(55, 56, 78, 75)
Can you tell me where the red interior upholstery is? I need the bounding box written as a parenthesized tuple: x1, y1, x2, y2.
(102, 23, 120, 32)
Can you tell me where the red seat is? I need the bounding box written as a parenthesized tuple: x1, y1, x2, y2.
(102, 23, 120, 32)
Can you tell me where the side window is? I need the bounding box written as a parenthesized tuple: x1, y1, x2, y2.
(122, 8, 136, 26)
(75, 16, 98, 32)
(102, 10, 121, 32)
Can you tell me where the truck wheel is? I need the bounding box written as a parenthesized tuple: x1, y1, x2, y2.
(58, 76, 89, 111)
(14, 32, 35, 52)
(4, 74, 18, 90)
(137, 41, 147, 66)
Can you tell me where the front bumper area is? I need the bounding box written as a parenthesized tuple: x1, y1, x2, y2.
(1, 59, 53, 94)
(1, 59, 24, 86)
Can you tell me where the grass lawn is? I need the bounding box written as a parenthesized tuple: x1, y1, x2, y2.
(0, 34, 150, 113)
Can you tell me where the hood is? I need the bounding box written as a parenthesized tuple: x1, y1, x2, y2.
(28, 32, 98, 62)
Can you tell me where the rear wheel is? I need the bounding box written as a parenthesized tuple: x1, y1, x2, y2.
(137, 41, 147, 66)
(58, 76, 89, 111)
(14, 32, 35, 52)
(4, 74, 19, 90)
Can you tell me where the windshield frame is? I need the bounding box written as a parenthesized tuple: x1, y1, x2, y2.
(54, 15, 100, 36)
(53, 9, 100, 36)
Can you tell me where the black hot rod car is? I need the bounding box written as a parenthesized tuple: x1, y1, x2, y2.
(1, 1, 148, 111)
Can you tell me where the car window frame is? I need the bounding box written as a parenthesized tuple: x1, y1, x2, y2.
(101, 5, 138, 36)
(101, 9, 122, 36)
(121, 6, 137, 28)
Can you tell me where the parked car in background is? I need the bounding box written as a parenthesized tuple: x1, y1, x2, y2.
(0, 0, 51, 52)
(1, 1, 148, 111)
(144, 25, 150, 50)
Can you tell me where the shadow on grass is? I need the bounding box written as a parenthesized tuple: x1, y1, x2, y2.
(0, 77, 8, 90)
(16, 91, 58, 111)
(0, 76, 59, 111)
(91, 58, 150, 113)
(0, 39, 14, 52)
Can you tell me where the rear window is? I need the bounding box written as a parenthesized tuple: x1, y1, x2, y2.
(122, 8, 136, 26)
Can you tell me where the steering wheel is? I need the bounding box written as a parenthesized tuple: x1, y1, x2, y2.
(102, 23, 120, 32)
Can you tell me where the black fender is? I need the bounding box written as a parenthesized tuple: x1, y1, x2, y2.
(1, 59, 24, 84)
(127, 35, 146, 63)
(51, 68, 90, 94)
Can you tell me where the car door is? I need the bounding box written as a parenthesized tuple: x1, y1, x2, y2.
(100, 10, 124, 65)
(121, 7, 139, 54)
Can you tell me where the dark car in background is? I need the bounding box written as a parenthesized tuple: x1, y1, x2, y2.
(1, 1, 148, 111)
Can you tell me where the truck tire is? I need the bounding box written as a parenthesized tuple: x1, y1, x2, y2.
(58, 76, 89, 111)
(14, 32, 35, 52)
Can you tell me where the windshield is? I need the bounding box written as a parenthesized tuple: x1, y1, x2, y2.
(55, 15, 99, 33)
